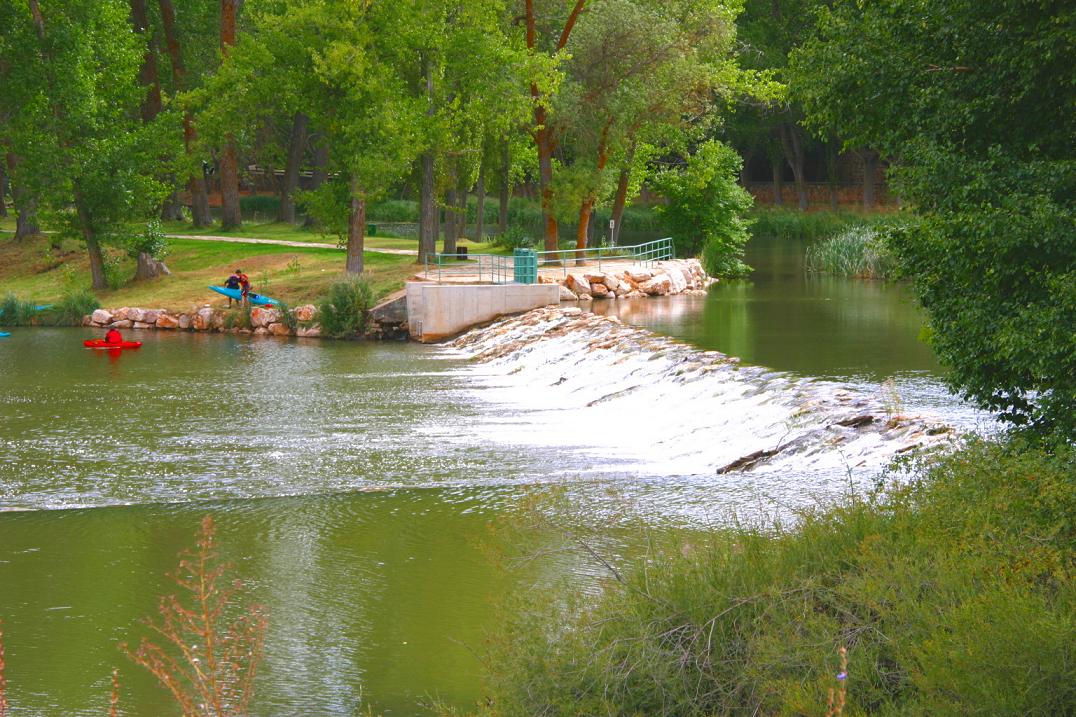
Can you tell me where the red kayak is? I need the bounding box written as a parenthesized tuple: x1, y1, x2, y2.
(84, 339, 142, 349)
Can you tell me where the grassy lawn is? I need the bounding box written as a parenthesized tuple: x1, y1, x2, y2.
(157, 219, 504, 254)
(0, 234, 420, 312)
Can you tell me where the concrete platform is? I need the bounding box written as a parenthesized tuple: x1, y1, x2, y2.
(405, 282, 560, 342)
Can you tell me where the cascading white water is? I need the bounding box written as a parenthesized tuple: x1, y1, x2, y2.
(447, 307, 959, 481)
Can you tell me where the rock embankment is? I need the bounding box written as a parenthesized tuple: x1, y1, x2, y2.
(88, 305, 324, 337)
(538, 258, 712, 301)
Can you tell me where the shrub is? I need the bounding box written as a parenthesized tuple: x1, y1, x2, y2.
(239, 194, 280, 217)
(0, 294, 38, 326)
(317, 277, 375, 338)
(749, 208, 897, 241)
(45, 289, 99, 326)
(653, 141, 753, 277)
(222, 306, 252, 330)
(482, 438, 1076, 716)
(804, 225, 897, 279)
(367, 199, 419, 222)
(275, 302, 297, 331)
(490, 225, 535, 251)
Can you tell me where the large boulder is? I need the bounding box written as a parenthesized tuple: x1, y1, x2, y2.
(127, 308, 146, 323)
(296, 325, 321, 338)
(253, 326, 269, 336)
(268, 322, 291, 336)
(109, 319, 133, 329)
(626, 269, 652, 283)
(178, 314, 191, 330)
(602, 273, 621, 292)
(558, 283, 578, 301)
(90, 309, 113, 326)
(156, 313, 180, 329)
(250, 307, 279, 328)
(132, 321, 153, 330)
(192, 307, 213, 331)
(112, 307, 130, 322)
(293, 304, 317, 323)
(590, 282, 610, 298)
(142, 309, 161, 325)
(641, 274, 672, 295)
(565, 273, 591, 296)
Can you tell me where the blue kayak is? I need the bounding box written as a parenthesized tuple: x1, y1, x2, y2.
(0, 332, 10, 338)
(209, 286, 280, 307)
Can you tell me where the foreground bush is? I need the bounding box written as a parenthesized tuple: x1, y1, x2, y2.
(45, 289, 100, 327)
(805, 226, 897, 279)
(317, 277, 375, 338)
(482, 439, 1075, 716)
(0, 293, 38, 326)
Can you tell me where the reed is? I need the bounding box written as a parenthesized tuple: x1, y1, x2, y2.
(121, 516, 268, 717)
(805, 226, 897, 279)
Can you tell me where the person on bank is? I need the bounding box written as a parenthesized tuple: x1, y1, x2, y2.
(224, 269, 249, 307)
(104, 327, 123, 344)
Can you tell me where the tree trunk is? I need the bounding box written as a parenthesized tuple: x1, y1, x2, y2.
(575, 199, 594, 261)
(160, 0, 210, 227)
(278, 111, 308, 223)
(303, 139, 328, 228)
(0, 160, 8, 218)
(130, 0, 162, 122)
(218, 0, 241, 230)
(779, 122, 808, 211)
(346, 177, 365, 274)
(860, 149, 878, 209)
(160, 192, 185, 221)
(6, 153, 39, 240)
(443, 188, 458, 255)
(524, 0, 585, 253)
(574, 121, 612, 252)
(770, 155, 784, 207)
(135, 251, 171, 280)
(75, 196, 108, 290)
(474, 158, 485, 241)
(610, 142, 636, 246)
(739, 151, 753, 187)
(417, 54, 438, 263)
(498, 138, 510, 235)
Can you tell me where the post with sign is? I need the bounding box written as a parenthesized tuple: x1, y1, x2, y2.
(609, 219, 616, 247)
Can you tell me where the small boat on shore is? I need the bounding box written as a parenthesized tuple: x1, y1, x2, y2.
(84, 339, 142, 349)
(0, 332, 10, 338)
(208, 286, 280, 306)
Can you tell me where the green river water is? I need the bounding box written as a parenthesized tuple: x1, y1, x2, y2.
(0, 236, 985, 715)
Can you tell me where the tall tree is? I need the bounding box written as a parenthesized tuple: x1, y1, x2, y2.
(217, 0, 241, 229)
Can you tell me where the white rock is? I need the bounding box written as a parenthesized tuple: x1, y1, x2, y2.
(127, 308, 145, 323)
(565, 273, 591, 296)
(132, 321, 152, 329)
(294, 304, 317, 322)
(250, 307, 279, 328)
(558, 284, 578, 301)
(178, 314, 191, 329)
(641, 274, 671, 295)
(91, 309, 113, 325)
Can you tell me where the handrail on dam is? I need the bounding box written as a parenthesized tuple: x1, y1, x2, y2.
(424, 237, 675, 284)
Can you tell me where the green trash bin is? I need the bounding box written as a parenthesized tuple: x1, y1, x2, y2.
(366, 223, 377, 236)
(513, 248, 537, 284)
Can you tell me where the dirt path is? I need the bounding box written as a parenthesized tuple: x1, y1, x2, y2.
(165, 233, 418, 256)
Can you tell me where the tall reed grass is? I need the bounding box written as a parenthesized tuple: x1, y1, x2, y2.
(750, 208, 896, 241)
(479, 438, 1076, 716)
(805, 226, 897, 279)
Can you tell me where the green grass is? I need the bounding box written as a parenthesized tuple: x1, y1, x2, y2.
(481, 438, 1076, 716)
(805, 225, 898, 279)
(0, 234, 418, 312)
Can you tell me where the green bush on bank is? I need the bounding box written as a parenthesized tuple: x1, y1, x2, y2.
(750, 207, 897, 241)
(0, 293, 39, 326)
(317, 276, 374, 338)
(47, 289, 100, 326)
(482, 438, 1076, 716)
(805, 225, 898, 279)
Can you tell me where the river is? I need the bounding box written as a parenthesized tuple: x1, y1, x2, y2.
(0, 236, 988, 715)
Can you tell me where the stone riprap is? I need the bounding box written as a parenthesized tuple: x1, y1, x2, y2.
(538, 258, 713, 301)
(85, 304, 324, 338)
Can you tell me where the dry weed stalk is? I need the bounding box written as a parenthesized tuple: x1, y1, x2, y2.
(825, 645, 849, 717)
(122, 516, 268, 717)
(0, 618, 7, 717)
(109, 668, 120, 717)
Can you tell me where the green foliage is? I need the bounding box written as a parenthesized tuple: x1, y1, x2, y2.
(275, 302, 297, 331)
(126, 220, 169, 261)
(102, 254, 126, 290)
(805, 225, 897, 279)
(367, 199, 419, 223)
(749, 208, 896, 241)
(239, 195, 281, 217)
(222, 306, 252, 331)
(317, 277, 375, 339)
(888, 152, 1076, 438)
(490, 226, 535, 251)
(46, 288, 99, 327)
(653, 141, 753, 276)
(0, 293, 38, 326)
(483, 439, 1076, 716)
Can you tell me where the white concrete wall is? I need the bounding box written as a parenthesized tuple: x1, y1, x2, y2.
(405, 283, 560, 342)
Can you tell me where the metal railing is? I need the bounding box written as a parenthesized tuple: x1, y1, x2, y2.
(423, 237, 675, 284)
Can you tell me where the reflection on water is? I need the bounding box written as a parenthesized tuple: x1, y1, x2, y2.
(592, 235, 940, 380)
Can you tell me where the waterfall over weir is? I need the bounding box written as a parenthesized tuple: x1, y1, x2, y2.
(448, 307, 958, 481)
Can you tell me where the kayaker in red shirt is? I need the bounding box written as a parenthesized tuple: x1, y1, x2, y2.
(236, 269, 251, 305)
(105, 328, 123, 344)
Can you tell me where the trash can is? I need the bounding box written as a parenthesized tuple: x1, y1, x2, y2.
(457, 245, 468, 260)
(366, 223, 377, 236)
(513, 248, 538, 284)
